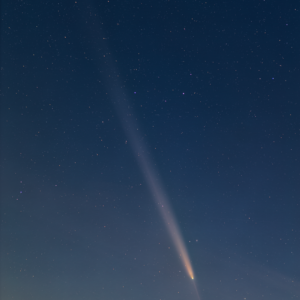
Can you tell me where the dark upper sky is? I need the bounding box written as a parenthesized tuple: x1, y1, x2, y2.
(1, 0, 300, 299)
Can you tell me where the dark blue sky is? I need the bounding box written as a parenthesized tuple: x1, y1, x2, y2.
(1, 0, 300, 299)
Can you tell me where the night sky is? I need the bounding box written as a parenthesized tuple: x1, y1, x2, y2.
(1, 0, 300, 299)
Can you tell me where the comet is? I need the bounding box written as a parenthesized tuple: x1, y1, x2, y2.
(104, 69, 199, 299)
(80, 8, 199, 295)
(112, 96, 197, 285)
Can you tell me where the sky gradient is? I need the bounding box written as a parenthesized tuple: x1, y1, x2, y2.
(1, 0, 300, 299)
